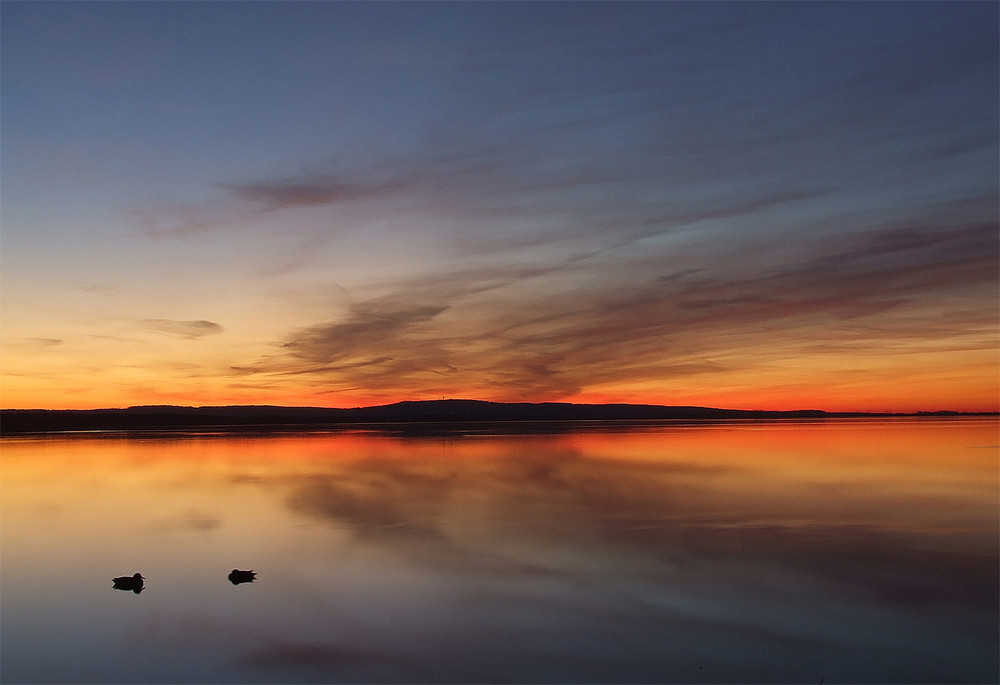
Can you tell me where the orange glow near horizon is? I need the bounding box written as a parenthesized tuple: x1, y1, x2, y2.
(3, 384, 998, 414)
(3, 392, 998, 414)
(1, 313, 996, 412)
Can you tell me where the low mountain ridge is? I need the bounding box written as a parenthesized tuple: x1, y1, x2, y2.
(0, 399, 988, 434)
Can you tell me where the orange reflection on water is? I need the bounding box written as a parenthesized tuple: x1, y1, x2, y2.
(3, 420, 995, 534)
(4, 419, 994, 559)
(1, 418, 997, 684)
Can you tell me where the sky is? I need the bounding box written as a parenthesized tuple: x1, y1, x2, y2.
(1, 1, 997, 412)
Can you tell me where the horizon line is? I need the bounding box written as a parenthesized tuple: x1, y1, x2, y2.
(2, 398, 997, 416)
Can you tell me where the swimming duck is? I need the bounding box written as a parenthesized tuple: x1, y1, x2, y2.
(228, 569, 256, 585)
(112, 572, 144, 593)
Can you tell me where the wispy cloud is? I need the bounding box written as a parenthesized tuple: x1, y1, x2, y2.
(141, 319, 224, 339)
(282, 303, 447, 365)
(5, 337, 65, 351)
(138, 168, 419, 238)
(136, 1, 995, 254)
(232, 215, 997, 401)
(27, 337, 64, 347)
(216, 172, 412, 211)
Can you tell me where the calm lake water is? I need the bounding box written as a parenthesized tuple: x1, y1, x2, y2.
(1, 419, 997, 684)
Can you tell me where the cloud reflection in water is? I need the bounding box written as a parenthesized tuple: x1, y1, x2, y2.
(1, 422, 995, 683)
(247, 426, 997, 683)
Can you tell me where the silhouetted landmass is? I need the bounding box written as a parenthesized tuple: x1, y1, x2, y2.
(1, 400, 994, 434)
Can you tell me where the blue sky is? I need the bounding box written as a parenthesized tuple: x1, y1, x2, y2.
(2, 1, 997, 410)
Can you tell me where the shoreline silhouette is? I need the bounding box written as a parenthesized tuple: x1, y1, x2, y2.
(1, 399, 992, 435)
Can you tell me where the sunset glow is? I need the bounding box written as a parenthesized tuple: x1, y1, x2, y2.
(2, 2, 997, 412)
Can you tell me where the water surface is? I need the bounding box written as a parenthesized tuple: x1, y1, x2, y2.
(2, 419, 997, 683)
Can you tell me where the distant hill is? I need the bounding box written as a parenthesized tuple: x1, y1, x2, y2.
(0, 399, 992, 434)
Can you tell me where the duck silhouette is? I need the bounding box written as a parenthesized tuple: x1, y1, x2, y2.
(228, 569, 256, 585)
(112, 572, 144, 594)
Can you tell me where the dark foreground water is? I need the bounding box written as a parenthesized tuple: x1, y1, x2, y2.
(1, 419, 997, 684)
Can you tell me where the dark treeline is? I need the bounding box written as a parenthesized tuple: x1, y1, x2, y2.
(0, 399, 985, 434)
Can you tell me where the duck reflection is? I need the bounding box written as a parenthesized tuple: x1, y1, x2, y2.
(228, 569, 256, 585)
(111, 572, 144, 594)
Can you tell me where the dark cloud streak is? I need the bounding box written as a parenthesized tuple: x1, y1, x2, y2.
(281, 303, 447, 365)
(217, 173, 413, 211)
